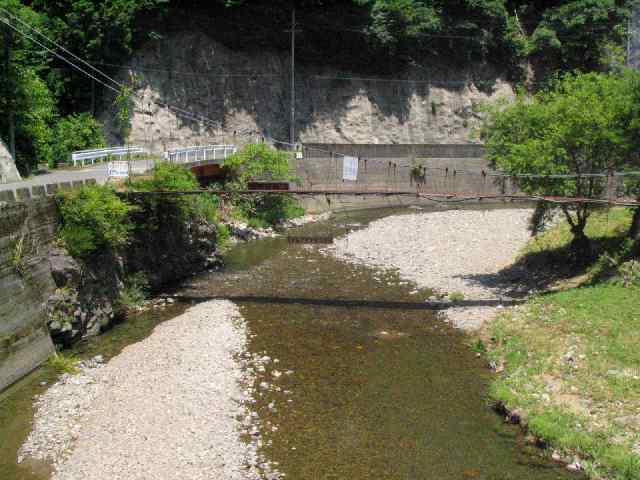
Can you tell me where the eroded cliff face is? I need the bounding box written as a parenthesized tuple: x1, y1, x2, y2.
(0, 139, 21, 184)
(105, 31, 514, 150)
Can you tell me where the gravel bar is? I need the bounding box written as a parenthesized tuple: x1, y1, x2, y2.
(330, 208, 534, 330)
(20, 300, 272, 480)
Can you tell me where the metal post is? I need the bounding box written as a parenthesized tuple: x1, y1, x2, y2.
(290, 7, 296, 146)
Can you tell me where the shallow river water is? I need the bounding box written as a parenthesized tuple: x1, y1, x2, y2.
(0, 207, 581, 479)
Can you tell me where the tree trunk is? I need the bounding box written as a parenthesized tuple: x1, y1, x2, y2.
(562, 206, 593, 264)
(630, 208, 640, 240)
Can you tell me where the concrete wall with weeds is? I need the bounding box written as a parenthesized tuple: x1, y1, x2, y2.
(0, 198, 57, 391)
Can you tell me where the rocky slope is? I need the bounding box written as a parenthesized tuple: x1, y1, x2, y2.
(104, 31, 514, 151)
(0, 138, 21, 184)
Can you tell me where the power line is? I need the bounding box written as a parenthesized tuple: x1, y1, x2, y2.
(0, 6, 122, 90)
(0, 15, 121, 95)
(0, 13, 226, 131)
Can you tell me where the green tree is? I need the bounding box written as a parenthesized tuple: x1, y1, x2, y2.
(51, 113, 106, 167)
(0, 0, 57, 174)
(481, 71, 640, 256)
(223, 143, 293, 187)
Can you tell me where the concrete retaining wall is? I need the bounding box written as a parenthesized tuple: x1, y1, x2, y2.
(0, 198, 57, 391)
(298, 143, 517, 195)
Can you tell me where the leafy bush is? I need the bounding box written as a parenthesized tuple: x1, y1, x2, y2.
(57, 185, 137, 258)
(223, 144, 303, 226)
(223, 143, 293, 187)
(51, 113, 106, 168)
(237, 194, 305, 228)
(128, 162, 220, 223)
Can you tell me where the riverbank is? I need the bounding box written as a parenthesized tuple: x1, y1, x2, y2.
(479, 208, 640, 479)
(19, 300, 274, 480)
(329, 208, 534, 330)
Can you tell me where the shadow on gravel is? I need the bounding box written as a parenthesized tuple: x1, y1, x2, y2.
(173, 295, 524, 311)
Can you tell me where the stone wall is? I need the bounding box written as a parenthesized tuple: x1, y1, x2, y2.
(0, 138, 21, 184)
(0, 199, 57, 392)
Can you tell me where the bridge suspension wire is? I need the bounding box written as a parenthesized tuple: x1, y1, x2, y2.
(122, 189, 640, 207)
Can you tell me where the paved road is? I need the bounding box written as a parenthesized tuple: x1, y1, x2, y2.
(0, 165, 107, 194)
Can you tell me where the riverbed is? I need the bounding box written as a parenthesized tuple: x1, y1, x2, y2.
(1, 207, 581, 480)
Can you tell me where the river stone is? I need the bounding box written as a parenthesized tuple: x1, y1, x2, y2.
(49, 248, 82, 288)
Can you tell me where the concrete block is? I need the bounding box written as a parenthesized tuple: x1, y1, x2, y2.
(72, 180, 84, 189)
(0, 191, 15, 203)
(31, 185, 46, 197)
(85, 178, 97, 185)
(46, 184, 59, 195)
(15, 188, 31, 201)
(59, 182, 72, 191)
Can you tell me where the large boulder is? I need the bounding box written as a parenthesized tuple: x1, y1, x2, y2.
(0, 138, 21, 184)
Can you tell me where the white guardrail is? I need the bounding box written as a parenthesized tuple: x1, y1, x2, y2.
(164, 145, 236, 164)
(71, 146, 146, 167)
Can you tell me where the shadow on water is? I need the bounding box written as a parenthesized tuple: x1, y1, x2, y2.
(0, 205, 582, 480)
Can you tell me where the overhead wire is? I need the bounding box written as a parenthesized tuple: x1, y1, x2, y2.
(0, 9, 224, 131)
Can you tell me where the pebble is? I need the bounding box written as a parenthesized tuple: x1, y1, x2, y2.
(329, 209, 534, 330)
(19, 301, 280, 480)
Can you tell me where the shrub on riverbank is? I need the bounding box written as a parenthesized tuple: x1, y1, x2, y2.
(482, 207, 640, 479)
(223, 144, 304, 227)
(57, 185, 137, 258)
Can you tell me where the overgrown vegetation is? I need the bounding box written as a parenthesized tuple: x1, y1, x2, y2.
(50, 113, 106, 168)
(481, 208, 640, 480)
(9, 231, 29, 277)
(57, 184, 137, 258)
(223, 143, 304, 227)
(46, 350, 79, 375)
(117, 272, 149, 309)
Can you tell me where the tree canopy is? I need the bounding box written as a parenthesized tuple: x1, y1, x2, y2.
(481, 71, 640, 253)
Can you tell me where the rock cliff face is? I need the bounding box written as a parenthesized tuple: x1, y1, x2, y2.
(105, 31, 514, 151)
(0, 138, 21, 184)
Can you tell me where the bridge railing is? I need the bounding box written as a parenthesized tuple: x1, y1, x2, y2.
(164, 145, 237, 165)
(71, 146, 146, 167)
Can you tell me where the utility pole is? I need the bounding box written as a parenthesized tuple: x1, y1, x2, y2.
(3, 24, 15, 160)
(289, 6, 296, 146)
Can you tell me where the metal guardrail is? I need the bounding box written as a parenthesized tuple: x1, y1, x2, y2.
(164, 145, 236, 164)
(71, 146, 146, 167)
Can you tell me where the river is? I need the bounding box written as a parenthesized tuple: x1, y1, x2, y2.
(0, 207, 581, 479)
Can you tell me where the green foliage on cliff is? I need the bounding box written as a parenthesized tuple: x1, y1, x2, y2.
(57, 184, 137, 257)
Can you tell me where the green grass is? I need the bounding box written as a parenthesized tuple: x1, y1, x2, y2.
(482, 207, 640, 479)
(46, 351, 80, 375)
